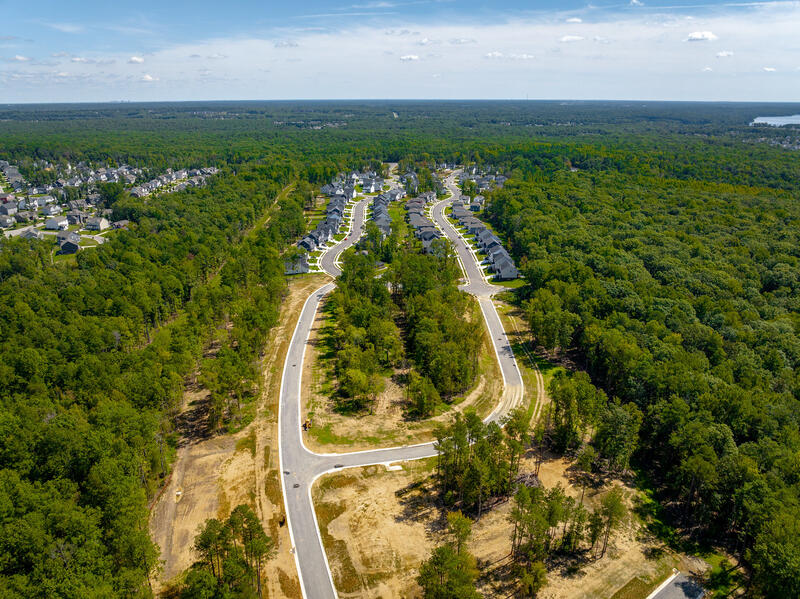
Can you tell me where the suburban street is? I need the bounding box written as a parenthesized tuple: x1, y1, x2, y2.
(278, 168, 525, 599)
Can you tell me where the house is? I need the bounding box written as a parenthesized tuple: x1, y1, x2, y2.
(284, 253, 310, 275)
(45, 216, 69, 230)
(417, 228, 440, 244)
(298, 236, 316, 252)
(468, 203, 482, 212)
(14, 211, 34, 223)
(451, 205, 471, 220)
(112, 220, 130, 229)
(0, 216, 14, 228)
(85, 217, 110, 231)
(59, 240, 80, 255)
(419, 191, 437, 204)
(41, 204, 62, 217)
(0, 203, 17, 216)
(66, 210, 87, 225)
(487, 245, 510, 265)
(20, 227, 43, 240)
(57, 230, 81, 245)
(476, 229, 500, 250)
(493, 255, 519, 280)
(483, 238, 503, 254)
(408, 214, 428, 229)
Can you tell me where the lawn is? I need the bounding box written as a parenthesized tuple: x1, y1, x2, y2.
(491, 277, 526, 289)
(388, 202, 409, 239)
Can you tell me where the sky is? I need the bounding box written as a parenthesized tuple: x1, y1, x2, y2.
(1, 0, 799, 103)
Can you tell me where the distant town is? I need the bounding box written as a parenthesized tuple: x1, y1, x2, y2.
(0, 158, 218, 254)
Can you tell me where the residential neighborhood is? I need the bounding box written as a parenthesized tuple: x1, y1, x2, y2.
(405, 191, 442, 252)
(1, 157, 217, 255)
(449, 197, 518, 280)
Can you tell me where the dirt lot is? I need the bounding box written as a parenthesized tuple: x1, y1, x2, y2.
(149, 273, 330, 598)
(302, 297, 504, 453)
(313, 452, 680, 599)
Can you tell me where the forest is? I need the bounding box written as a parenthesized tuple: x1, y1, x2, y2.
(1, 100, 799, 597)
(485, 166, 800, 597)
(327, 232, 481, 417)
(0, 165, 305, 596)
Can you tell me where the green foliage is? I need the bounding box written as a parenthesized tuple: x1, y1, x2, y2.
(416, 545, 481, 599)
(390, 247, 481, 398)
(328, 251, 403, 411)
(0, 167, 299, 595)
(186, 504, 275, 598)
(435, 409, 529, 518)
(487, 163, 800, 593)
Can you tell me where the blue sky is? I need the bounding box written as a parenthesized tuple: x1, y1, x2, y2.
(1, 1, 799, 102)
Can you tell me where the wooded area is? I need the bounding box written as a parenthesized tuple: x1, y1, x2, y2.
(1, 100, 799, 597)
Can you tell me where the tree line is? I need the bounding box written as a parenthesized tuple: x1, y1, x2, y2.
(486, 167, 800, 597)
(0, 166, 304, 596)
(328, 235, 482, 418)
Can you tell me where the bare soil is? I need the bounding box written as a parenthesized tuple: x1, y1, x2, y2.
(313, 452, 682, 599)
(302, 298, 503, 453)
(149, 273, 330, 598)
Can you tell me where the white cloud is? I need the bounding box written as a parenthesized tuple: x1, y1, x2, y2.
(417, 37, 439, 46)
(687, 31, 718, 42)
(274, 40, 299, 48)
(51, 52, 70, 58)
(56, 71, 69, 78)
(485, 51, 535, 61)
(128, 56, 144, 64)
(207, 53, 228, 59)
(566, 18, 583, 24)
(630, 0, 644, 6)
(6, 2, 800, 102)
(559, 35, 585, 43)
(141, 73, 159, 82)
(399, 54, 419, 61)
(46, 22, 84, 34)
(702, 66, 713, 72)
(763, 66, 776, 72)
(716, 50, 734, 58)
(71, 57, 89, 63)
(11, 55, 30, 62)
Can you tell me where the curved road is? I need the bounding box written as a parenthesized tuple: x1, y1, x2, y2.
(278, 169, 524, 599)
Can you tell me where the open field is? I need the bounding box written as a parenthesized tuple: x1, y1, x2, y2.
(314, 451, 685, 599)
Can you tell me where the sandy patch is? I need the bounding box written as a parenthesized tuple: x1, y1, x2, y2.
(150, 273, 329, 598)
(314, 452, 681, 599)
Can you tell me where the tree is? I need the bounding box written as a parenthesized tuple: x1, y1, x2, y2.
(599, 487, 626, 558)
(446, 511, 473, 555)
(519, 561, 548, 598)
(575, 445, 597, 506)
(407, 371, 440, 418)
(588, 511, 604, 557)
(416, 545, 482, 599)
(594, 401, 642, 473)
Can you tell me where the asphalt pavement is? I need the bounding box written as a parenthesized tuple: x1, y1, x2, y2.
(278, 169, 524, 599)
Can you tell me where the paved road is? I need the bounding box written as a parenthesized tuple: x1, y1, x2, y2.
(649, 573, 705, 599)
(278, 168, 524, 599)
